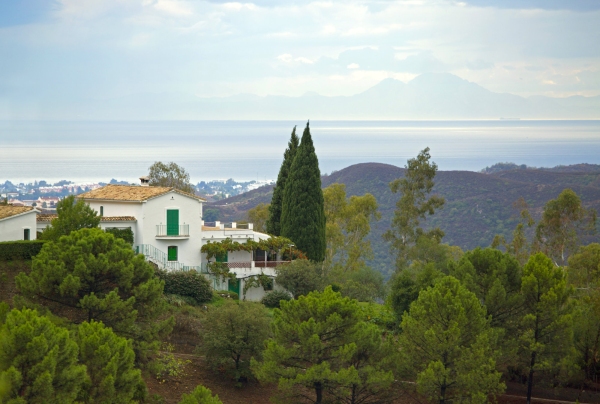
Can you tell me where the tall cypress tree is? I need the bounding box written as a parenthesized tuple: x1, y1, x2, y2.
(281, 122, 326, 261)
(267, 126, 299, 236)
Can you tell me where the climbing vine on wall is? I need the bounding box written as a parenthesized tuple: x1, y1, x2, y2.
(242, 273, 274, 298)
(201, 236, 306, 260)
(207, 262, 237, 283)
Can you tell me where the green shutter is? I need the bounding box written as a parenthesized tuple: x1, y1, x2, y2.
(216, 252, 228, 263)
(168, 246, 178, 261)
(166, 209, 179, 236)
(23, 229, 30, 241)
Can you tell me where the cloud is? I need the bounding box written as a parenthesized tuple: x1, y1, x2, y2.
(0, 0, 599, 103)
(464, 0, 600, 11)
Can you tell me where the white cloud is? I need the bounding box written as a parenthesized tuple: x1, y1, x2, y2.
(153, 0, 193, 16)
(1, 0, 599, 102)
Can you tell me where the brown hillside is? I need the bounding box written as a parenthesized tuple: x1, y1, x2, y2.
(207, 163, 600, 277)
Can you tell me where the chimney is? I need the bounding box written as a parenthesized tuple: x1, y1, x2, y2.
(139, 176, 150, 186)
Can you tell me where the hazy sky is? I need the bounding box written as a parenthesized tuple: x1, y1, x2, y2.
(1, 0, 599, 100)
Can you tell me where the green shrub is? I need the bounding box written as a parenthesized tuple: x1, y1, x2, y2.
(156, 270, 213, 304)
(213, 290, 239, 300)
(164, 294, 200, 307)
(261, 290, 292, 308)
(105, 227, 134, 245)
(0, 240, 47, 261)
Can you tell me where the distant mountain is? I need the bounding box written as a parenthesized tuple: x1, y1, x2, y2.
(3, 73, 599, 119)
(208, 162, 600, 277)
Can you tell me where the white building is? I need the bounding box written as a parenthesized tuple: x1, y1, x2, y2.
(0, 206, 38, 242)
(58, 180, 288, 301)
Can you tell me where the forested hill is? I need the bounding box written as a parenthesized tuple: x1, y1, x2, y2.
(207, 163, 600, 276)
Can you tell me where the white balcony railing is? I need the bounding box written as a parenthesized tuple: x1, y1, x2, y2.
(156, 224, 189, 237)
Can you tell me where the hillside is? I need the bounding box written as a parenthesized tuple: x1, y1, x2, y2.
(207, 163, 600, 277)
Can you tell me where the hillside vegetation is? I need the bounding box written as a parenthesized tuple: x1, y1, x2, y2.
(208, 163, 600, 276)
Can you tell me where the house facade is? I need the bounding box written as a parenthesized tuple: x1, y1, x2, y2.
(0, 206, 38, 242)
(67, 181, 286, 301)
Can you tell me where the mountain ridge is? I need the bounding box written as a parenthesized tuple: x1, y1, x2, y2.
(208, 162, 600, 276)
(3, 73, 599, 120)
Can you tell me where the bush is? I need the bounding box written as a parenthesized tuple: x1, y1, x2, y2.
(213, 290, 239, 300)
(261, 290, 292, 308)
(179, 385, 223, 404)
(0, 240, 46, 261)
(104, 227, 134, 245)
(156, 270, 213, 304)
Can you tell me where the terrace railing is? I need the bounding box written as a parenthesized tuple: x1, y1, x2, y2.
(135, 244, 204, 272)
(156, 224, 189, 237)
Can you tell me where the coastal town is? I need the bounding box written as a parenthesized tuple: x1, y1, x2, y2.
(0, 178, 275, 212)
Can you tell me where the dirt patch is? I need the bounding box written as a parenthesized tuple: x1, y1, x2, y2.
(144, 355, 276, 404)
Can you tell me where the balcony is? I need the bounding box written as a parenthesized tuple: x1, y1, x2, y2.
(156, 224, 190, 239)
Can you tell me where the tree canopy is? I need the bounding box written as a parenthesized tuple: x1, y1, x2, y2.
(384, 147, 445, 271)
(280, 122, 326, 261)
(267, 126, 299, 236)
(16, 228, 172, 362)
(519, 253, 575, 403)
(199, 301, 271, 382)
(40, 195, 100, 241)
(179, 385, 223, 404)
(253, 287, 398, 404)
(0, 308, 87, 404)
(74, 320, 145, 404)
(147, 161, 195, 194)
(535, 188, 596, 266)
(247, 203, 270, 233)
(400, 276, 505, 403)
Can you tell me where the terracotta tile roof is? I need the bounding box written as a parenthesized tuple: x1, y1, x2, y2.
(37, 214, 57, 223)
(202, 226, 221, 231)
(0, 206, 35, 221)
(101, 216, 137, 222)
(77, 184, 205, 202)
(37, 214, 136, 223)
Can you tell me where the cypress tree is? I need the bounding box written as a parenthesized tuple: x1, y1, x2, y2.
(280, 122, 326, 261)
(267, 126, 299, 236)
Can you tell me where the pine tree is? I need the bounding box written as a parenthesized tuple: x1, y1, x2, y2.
(179, 385, 223, 404)
(74, 321, 145, 404)
(519, 253, 575, 404)
(267, 126, 299, 236)
(400, 276, 505, 403)
(16, 228, 172, 363)
(40, 195, 100, 241)
(0, 308, 87, 404)
(280, 122, 326, 262)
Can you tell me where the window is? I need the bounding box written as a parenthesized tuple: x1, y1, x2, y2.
(168, 246, 178, 262)
(23, 229, 30, 241)
(100, 206, 104, 216)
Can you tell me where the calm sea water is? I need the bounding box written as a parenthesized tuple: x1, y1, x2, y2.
(1, 120, 599, 184)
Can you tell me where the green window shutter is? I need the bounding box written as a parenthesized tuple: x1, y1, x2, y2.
(100, 206, 103, 216)
(168, 246, 178, 261)
(24, 229, 30, 241)
(216, 252, 228, 263)
(166, 209, 179, 236)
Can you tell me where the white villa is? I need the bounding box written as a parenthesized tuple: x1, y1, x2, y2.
(0, 206, 38, 242)
(34, 178, 287, 301)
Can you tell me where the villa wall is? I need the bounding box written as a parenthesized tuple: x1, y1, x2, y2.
(0, 211, 37, 242)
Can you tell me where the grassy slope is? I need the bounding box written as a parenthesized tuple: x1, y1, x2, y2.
(207, 163, 600, 277)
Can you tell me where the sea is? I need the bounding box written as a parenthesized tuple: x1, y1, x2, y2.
(1, 120, 599, 184)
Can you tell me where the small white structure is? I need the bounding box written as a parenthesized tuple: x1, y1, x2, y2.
(0, 206, 38, 242)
